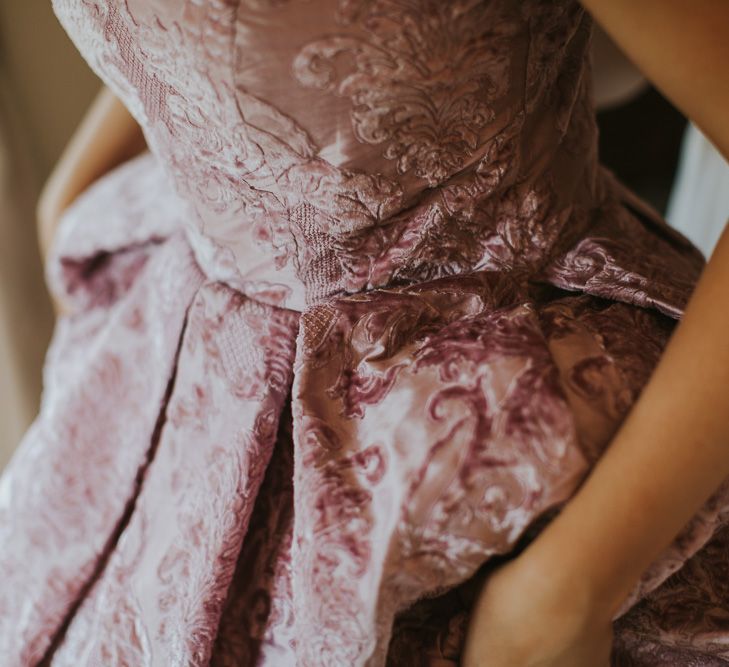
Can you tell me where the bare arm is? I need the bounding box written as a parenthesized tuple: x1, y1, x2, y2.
(462, 3, 729, 665)
(521, 0, 729, 619)
(36, 84, 146, 264)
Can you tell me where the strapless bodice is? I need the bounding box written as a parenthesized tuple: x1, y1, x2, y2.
(51, 0, 610, 310)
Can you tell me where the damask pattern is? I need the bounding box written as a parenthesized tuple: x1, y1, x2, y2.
(0, 231, 204, 665)
(49, 284, 299, 667)
(291, 0, 520, 186)
(1, 0, 726, 665)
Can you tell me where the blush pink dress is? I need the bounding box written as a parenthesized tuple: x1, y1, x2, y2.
(2, 1, 729, 665)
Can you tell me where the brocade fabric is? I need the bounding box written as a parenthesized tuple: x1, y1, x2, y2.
(1, 1, 728, 665)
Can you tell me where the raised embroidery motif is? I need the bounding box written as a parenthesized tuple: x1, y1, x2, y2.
(292, 0, 520, 186)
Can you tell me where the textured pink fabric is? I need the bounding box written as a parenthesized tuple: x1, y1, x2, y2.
(1, 0, 728, 665)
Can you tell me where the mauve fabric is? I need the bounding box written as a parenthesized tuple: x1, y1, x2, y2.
(1, 1, 728, 665)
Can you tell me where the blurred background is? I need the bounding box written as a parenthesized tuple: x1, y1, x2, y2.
(0, 6, 726, 468)
(0, 2, 98, 466)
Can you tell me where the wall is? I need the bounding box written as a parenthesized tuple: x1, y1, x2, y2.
(0, 2, 99, 466)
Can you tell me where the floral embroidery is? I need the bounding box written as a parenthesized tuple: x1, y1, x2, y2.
(4, 1, 722, 666)
(292, 1, 520, 186)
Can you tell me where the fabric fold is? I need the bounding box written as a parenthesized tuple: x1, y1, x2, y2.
(6, 155, 728, 665)
(46, 151, 188, 312)
(290, 273, 618, 664)
(0, 234, 203, 666)
(48, 283, 299, 666)
(538, 168, 704, 320)
(7, 0, 729, 664)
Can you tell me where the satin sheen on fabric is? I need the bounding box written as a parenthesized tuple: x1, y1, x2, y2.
(1, 1, 728, 665)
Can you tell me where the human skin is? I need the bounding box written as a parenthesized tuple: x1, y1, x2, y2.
(38, 3, 729, 666)
(462, 1, 729, 666)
